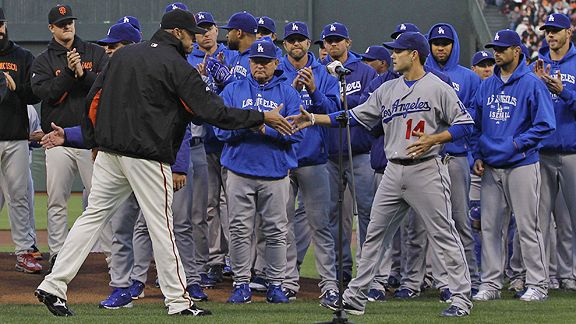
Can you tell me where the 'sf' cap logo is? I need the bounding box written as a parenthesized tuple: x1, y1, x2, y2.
(438, 27, 445, 34)
(482, 51, 488, 57)
(494, 33, 499, 41)
(257, 43, 264, 52)
(59, 6, 67, 15)
(400, 24, 406, 30)
(549, 15, 554, 21)
(198, 13, 205, 19)
(330, 24, 336, 31)
(123, 16, 129, 23)
(292, 23, 298, 31)
(258, 18, 264, 25)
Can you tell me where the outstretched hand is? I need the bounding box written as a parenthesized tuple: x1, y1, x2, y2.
(40, 122, 65, 149)
(286, 106, 312, 132)
(263, 104, 293, 136)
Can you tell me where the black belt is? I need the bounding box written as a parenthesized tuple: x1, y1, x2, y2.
(389, 155, 436, 166)
(190, 137, 203, 146)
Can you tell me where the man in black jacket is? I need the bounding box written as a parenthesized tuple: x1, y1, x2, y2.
(30, 5, 108, 264)
(0, 7, 42, 274)
(35, 9, 292, 317)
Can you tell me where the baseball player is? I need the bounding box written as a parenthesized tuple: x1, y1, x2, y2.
(471, 50, 496, 80)
(289, 31, 474, 317)
(0, 7, 42, 273)
(187, 11, 236, 284)
(313, 31, 328, 62)
(532, 13, 576, 291)
(278, 21, 340, 303)
(214, 40, 303, 304)
(34, 9, 292, 317)
(256, 16, 277, 41)
(360, 46, 391, 75)
(31, 5, 108, 266)
(425, 23, 482, 296)
(472, 30, 555, 302)
(321, 22, 378, 285)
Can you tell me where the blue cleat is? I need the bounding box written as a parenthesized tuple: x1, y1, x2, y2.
(129, 280, 145, 300)
(200, 273, 216, 289)
(99, 287, 133, 309)
(394, 288, 419, 299)
(187, 284, 208, 302)
(439, 288, 452, 303)
(319, 289, 339, 307)
(367, 289, 386, 302)
(227, 283, 252, 304)
(441, 305, 469, 317)
(266, 285, 289, 303)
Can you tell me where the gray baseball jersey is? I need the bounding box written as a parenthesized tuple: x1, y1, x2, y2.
(350, 73, 473, 159)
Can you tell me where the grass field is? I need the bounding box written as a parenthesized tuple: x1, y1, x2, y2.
(3, 290, 576, 323)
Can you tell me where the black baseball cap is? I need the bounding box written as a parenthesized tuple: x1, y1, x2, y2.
(160, 9, 206, 35)
(0, 8, 6, 22)
(48, 5, 77, 25)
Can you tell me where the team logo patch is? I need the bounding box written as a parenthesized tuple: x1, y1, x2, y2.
(482, 51, 488, 57)
(494, 33, 499, 41)
(330, 24, 336, 32)
(198, 13, 205, 19)
(549, 15, 554, 22)
(258, 18, 264, 25)
(400, 24, 406, 30)
(59, 6, 67, 15)
(292, 23, 298, 31)
(437, 27, 445, 34)
(123, 16, 129, 23)
(257, 43, 264, 52)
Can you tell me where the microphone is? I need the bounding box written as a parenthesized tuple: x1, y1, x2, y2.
(326, 61, 352, 77)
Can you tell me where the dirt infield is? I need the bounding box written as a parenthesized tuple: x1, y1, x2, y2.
(0, 252, 322, 305)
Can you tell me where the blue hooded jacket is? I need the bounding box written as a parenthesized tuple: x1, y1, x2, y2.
(321, 52, 378, 157)
(187, 43, 238, 155)
(471, 56, 556, 168)
(279, 52, 341, 167)
(534, 44, 576, 153)
(215, 71, 304, 179)
(426, 23, 481, 156)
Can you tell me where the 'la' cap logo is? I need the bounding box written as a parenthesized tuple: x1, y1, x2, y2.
(330, 24, 336, 31)
(198, 13, 205, 19)
(292, 23, 298, 31)
(59, 6, 67, 15)
(438, 27, 445, 34)
(494, 33, 499, 40)
(257, 43, 264, 52)
(258, 18, 264, 25)
(549, 15, 554, 21)
(482, 51, 488, 57)
(123, 16, 129, 23)
(171, 4, 178, 10)
(400, 24, 406, 30)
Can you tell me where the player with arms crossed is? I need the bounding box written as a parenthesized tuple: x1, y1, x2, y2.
(289, 31, 473, 317)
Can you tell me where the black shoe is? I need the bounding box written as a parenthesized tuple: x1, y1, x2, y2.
(35, 289, 74, 317)
(175, 304, 212, 316)
(441, 305, 469, 317)
(320, 297, 365, 316)
(207, 265, 224, 283)
(47, 254, 57, 274)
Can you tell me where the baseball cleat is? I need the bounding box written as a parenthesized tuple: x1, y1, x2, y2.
(129, 280, 145, 300)
(187, 284, 208, 302)
(440, 305, 469, 317)
(266, 285, 289, 304)
(227, 283, 252, 304)
(393, 288, 419, 299)
(519, 287, 548, 302)
(472, 289, 501, 301)
(35, 289, 74, 316)
(367, 288, 386, 302)
(321, 298, 365, 316)
(282, 287, 297, 301)
(319, 289, 339, 307)
(199, 273, 216, 289)
(174, 304, 212, 316)
(99, 287, 133, 309)
(439, 288, 452, 303)
(15, 253, 43, 273)
(249, 276, 269, 292)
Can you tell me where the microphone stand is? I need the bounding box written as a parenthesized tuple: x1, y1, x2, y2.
(318, 71, 357, 324)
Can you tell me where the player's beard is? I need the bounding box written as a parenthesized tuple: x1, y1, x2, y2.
(0, 28, 9, 51)
(228, 38, 240, 51)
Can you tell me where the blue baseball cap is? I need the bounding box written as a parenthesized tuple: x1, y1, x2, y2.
(257, 16, 276, 34)
(195, 11, 215, 26)
(383, 31, 430, 59)
(390, 23, 420, 39)
(284, 21, 309, 39)
(471, 50, 495, 66)
(249, 40, 277, 59)
(98, 22, 142, 44)
(221, 12, 258, 34)
(428, 24, 454, 42)
(485, 30, 521, 48)
(361, 46, 391, 65)
(322, 22, 349, 39)
(540, 13, 571, 30)
(116, 16, 141, 31)
(314, 31, 325, 45)
(165, 2, 188, 13)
